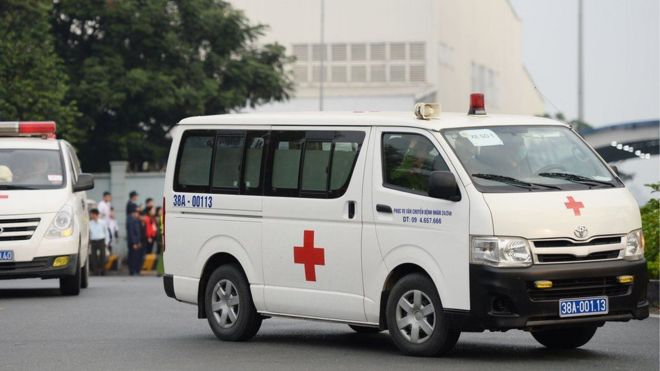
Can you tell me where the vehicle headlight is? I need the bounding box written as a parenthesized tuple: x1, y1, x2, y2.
(623, 229, 644, 261)
(45, 204, 74, 238)
(471, 236, 532, 267)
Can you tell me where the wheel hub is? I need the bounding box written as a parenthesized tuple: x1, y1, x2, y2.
(210, 279, 240, 329)
(395, 289, 436, 344)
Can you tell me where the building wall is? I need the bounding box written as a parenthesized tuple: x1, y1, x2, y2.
(230, 0, 544, 115)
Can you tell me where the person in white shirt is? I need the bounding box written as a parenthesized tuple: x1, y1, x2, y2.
(106, 207, 119, 254)
(97, 191, 112, 221)
(89, 208, 108, 275)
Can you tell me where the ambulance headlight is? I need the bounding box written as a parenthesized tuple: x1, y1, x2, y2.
(471, 236, 532, 267)
(46, 204, 74, 238)
(623, 229, 644, 261)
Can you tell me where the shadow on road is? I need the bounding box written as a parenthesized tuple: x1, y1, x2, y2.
(0, 288, 62, 299)
(243, 331, 607, 361)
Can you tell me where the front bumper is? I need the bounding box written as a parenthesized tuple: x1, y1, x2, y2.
(452, 260, 648, 331)
(0, 254, 78, 280)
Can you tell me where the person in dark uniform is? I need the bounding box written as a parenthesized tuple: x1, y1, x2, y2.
(126, 190, 139, 217)
(126, 204, 143, 276)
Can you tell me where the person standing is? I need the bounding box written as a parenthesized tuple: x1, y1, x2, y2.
(145, 197, 154, 211)
(88, 209, 108, 276)
(126, 205, 143, 276)
(97, 191, 112, 221)
(106, 207, 119, 254)
(126, 191, 139, 217)
(142, 207, 157, 254)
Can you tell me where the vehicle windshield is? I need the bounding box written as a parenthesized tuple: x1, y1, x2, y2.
(441, 125, 620, 192)
(0, 149, 65, 190)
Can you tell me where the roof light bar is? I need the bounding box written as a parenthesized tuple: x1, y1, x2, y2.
(0, 121, 56, 138)
(468, 93, 487, 115)
(414, 103, 441, 120)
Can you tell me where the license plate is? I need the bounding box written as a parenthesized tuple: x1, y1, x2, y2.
(0, 250, 14, 262)
(559, 296, 608, 318)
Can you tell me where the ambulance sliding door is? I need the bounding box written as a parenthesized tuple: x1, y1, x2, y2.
(261, 127, 370, 322)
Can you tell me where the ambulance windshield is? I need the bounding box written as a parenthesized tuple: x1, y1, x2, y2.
(441, 125, 621, 192)
(0, 149, 65, 190)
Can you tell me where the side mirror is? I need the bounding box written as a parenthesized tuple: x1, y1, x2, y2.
(428, 171, 461, 201)
(73, 173, 95, 192)
(610, 165, 619, 176)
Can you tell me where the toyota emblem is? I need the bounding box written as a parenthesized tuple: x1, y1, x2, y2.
(574, 226, 588, 239)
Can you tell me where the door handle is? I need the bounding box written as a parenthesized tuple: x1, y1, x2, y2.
(348, 201, 356, 219)
(376, 204, 392, 214)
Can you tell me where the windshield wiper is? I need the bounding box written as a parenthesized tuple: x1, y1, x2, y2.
(538, 172, 615, 188)
(472, 173, 561, 190)
(0, 185, 38, 190)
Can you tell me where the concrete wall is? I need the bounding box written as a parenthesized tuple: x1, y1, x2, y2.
(88, 161, 165, 259)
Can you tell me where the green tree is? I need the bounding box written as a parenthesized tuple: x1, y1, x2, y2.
(0, 0, 80, 140)
(51, 0, 294, 171)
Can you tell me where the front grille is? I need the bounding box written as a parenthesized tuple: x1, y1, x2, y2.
(0, 218, 40, 242)
(0, 257, 49, 271)
(533, 236, 622, 248)
(537, 250, 620, 263)
(528, 276, 631, 301)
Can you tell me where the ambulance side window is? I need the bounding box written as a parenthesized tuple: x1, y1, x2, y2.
(269, 131, 305, 197)
(211, 134, 245, 191)
(210, 130, 267, 195)
(174, 131, 216, 193)
(266, 130, 365, 198)
(382, 132, 449, 196)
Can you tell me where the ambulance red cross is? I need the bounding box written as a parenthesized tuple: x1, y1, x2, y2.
(162, 95, 648, 356)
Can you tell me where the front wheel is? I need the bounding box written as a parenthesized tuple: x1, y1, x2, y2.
(532, 326, 597, 349)
(205, 264, 262, 341)
(386, 273, 460, 356)
(60, 265, 81, 296)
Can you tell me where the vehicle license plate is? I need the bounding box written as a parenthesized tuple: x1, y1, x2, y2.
(0, 250, 14, 262)
(559, 296, 608, 318)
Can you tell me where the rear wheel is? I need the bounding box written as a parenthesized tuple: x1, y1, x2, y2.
(532, 326, 597, 349)
(60, 265, 81, 296)
(80, 258, 89, 289)
(348, 324, 382, 334)
(205, 264, 262, 341)
(386, 273, 460, 356)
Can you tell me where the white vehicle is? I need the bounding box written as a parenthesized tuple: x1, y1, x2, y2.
(0, 122, 94, 295)
(162, 95, 648, 356)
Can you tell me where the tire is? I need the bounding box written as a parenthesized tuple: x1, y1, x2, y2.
(386, 273, 460, 356)
(60, 265, 81, 296)
(532, 326, 597, 349)
(348, 324, 382, 334)
(204, 264, 262, 341)
(80, 258, 89, 289)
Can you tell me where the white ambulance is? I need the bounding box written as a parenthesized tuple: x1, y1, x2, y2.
(0, 121, 94, 295)
(162, 95, 648, 356)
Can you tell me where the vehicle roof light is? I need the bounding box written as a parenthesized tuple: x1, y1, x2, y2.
(414, 103, 441, 120)
(468, 93, 487, 115)
(0, 121, 57, 138)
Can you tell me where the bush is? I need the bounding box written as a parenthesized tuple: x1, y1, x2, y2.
(641, 183, 659, 279)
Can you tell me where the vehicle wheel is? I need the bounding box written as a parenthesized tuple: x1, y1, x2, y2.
(532, 326, 597, 349)
(348, 324, 382, 333)
(80, 258, 89, 289)
(60, 265, 81, 296)
(205, 264, 262, 341)
(386, 273, 460, 356)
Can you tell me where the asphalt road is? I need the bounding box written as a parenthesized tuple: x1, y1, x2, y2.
(0, 277, 658, 371)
